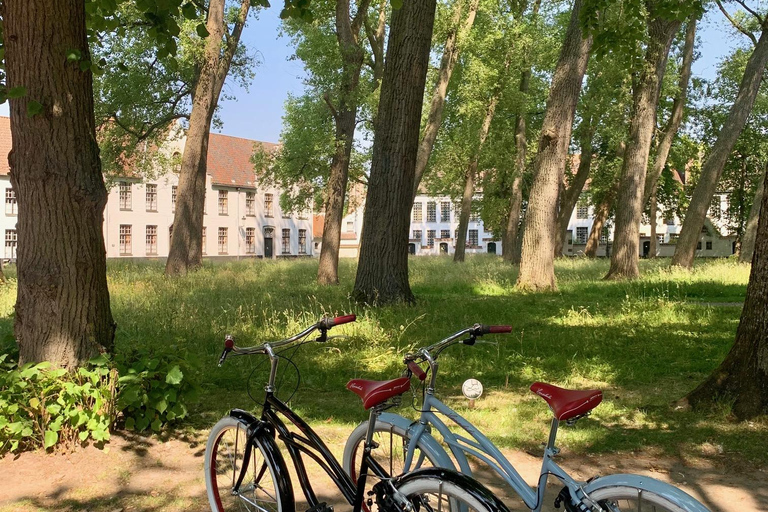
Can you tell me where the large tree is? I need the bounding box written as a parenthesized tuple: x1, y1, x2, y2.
(5, 0, 116, 366)
(686, 168, 768, 419)
(605, 4, 684, 280)
(352, 0, 437, 304)
(516, 0, 592, 291)
(672, 2, 768, 268)
(166, 0, 255, 276)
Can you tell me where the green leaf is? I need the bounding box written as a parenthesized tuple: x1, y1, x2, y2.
(124, 417, 136, 430)
(196, 23, 209, 38)
(46, 404, 62, 415)
(165, 365, 183, 385)
(78, 430, 89, 441)
(21, 426, 33, 437)
(154, 399, 168, 414)
(28, 397, 40, 409)
(66, 49, 83, 62)
(390, 0, 403, 9)
(151, 418, 162, 431)
(7, 86, 27, 99)
(44, 430, 58, 448)
(181, 2, 197, 19)
(79, 60, 92, 72)
(27, 100, 43, 118)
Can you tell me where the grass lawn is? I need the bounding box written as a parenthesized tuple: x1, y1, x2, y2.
(1, 255, 764, 466)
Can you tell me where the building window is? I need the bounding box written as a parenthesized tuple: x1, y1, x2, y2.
(4, 229, 17, 260)
(440, 229, 450, 240)
(299, 229, 307, 254)
(440, 201, 450, 222)
(576, 202, 589, 219)
(172, 185, 177, 213)
(665, 213, 675, 226)
(427, 202, 437, 222)
(119, 182, 132, 210)
(119, 225, 132, 255)
(202, 226, 207, 255)
(412, 230, 422, 242)
(412, 202, 423, 222)
(282, 228, 291, 254)
(246, 191, 256, 216)
(600, 228, 608, 244)
(346, 221, 354, 232)
(218, 190, 228, 215)
(658, 235, 664, 245)
(697, 241, 702, 250)
(145, 184, 157, 212)
(218, 227, 228, 254)
(246, 227, 256, 254)
(145, 225, 157, 255)
(470, 210, 480, 222)
(468, 229, 478, 246)
(576, 227, 588, 244)
(706, 241, 713, 250)
(265, 193, 274, 217)
(427, 230, 435, 248)
(709, 198, 721, 218)
(5, 188, 17, 215)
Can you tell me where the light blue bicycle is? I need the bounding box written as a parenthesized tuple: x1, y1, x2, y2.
(342, 324, 710, 512)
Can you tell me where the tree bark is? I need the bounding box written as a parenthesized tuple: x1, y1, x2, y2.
(502, 173, 524, 263)
(673, 29, 768, 268)
(412, 0, 480, 200)
(317, 0, 371, 285)
(685, 165, 768, 419)
(585, 178, 620, 258)
(352, 0, 437, 304)
(6, 0, 115, 366)
(649, 186, 658, 258)
(516, 0, 592, 291)
(166, 0, 250, 276)
(643, 16, 697, 205)
(554, 124, 595, 256)
(606, 15, 680, 280)
(740, 169, 765, 263)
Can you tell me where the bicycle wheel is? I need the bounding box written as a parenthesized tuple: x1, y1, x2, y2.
(588, 486, 690, 512)
(394, 477, 497, 512)
(205, 416, 284, 512)
(343, 420, 445, 482)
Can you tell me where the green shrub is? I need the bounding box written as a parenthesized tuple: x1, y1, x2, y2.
(0, 353, 116, 453)
(115, 345, 198, 432)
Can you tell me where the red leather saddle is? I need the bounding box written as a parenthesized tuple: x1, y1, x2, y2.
(346, 377, 411, 410)
(530, 382, 602, 421)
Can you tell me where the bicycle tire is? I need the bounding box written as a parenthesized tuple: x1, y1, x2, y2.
(205, 416, 291, 512)
(392, 471, 506, 512)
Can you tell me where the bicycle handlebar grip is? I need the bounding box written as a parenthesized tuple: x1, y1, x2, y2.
(320, 314, 357, 329)
(478, 324, 512, 335)
(218, 335, 235, 366)
(407, 361, 427, 381)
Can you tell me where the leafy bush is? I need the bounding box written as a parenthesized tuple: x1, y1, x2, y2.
(115, 345, 198, 432)
(0, 353, 117, 453)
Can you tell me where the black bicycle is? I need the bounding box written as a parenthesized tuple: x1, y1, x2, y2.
(204, 315, 511, 512)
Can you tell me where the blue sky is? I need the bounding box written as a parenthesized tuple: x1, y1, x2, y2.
(0, 6, 753, 142)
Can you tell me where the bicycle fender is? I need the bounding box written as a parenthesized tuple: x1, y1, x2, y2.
(227, 409, 297, 512)
(582, 474, 710, 512)
(393, 468, 511, 512)
(378, 412, 456, 470)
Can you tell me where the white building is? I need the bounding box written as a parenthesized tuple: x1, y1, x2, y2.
(0, 117, 313, 261)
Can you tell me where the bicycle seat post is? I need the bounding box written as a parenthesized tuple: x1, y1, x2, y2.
(545, 418, 560, 456)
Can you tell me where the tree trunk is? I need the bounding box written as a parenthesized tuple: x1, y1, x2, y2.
(412, 0, 480, 200)
(649, 186, 658, 258)
(166, 0, 250, 276)
(454, 82, 503, 262)
(585, 179, 620, 258)
(673, 29, 768, 268)
(6, 0, 115, 366)
(605, 15, 680, 280)
(740, 169, 765, 263)
(554, 125, 595, 256)
(643, 16, 697, 205)
(352, 0, 437, 304)
(685, 164, 768, 419)
(317, 0, 370, 285)
(516, 0, 592, 291)
(502, 173, 524, 262)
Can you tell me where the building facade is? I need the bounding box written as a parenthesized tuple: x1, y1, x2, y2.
(0, 118, 313, 261)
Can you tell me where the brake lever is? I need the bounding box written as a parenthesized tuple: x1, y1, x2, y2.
(461, 335, 477, 346)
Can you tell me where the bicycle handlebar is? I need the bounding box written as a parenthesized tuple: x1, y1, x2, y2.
(218, 314, 357, 366)
(404, 323, 512, 365)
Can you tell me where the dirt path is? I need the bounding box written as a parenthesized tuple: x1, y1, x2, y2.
(1, 427, 764, 512)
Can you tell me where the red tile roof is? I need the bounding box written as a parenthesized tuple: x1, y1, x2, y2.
(0, 117, 11, 176)
(207, 132, 278, 188)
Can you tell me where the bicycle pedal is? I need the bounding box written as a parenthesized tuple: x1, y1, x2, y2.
(307, 502, 333, 512)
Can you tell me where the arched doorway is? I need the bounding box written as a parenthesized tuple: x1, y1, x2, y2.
(408, 243, 416, 255)
(642, 240, 650, 258)
(439, 242, 448, 254)
(487, 242, 496, 254)
(264, 227, 274, 259)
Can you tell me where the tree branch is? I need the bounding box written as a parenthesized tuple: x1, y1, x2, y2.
(717, 0, 758, 45)
(323, 92, 339, 119)
(734, 0, 764, 26)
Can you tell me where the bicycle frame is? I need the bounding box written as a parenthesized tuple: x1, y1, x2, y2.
(399, 393, 582, 512)
(232, 390, 391, 512)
